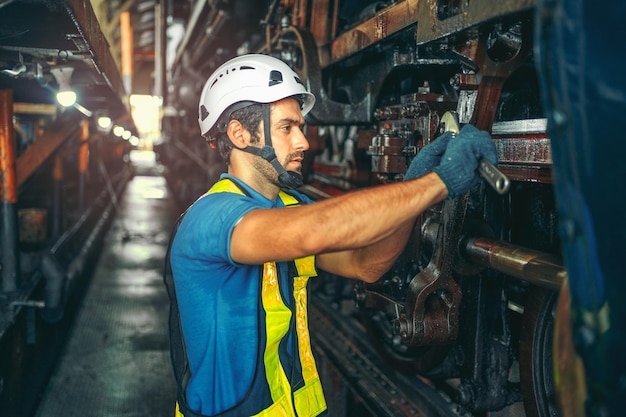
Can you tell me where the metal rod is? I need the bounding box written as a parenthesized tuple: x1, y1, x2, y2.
(0, 90, 18, 292)
(460, 237, 565, 291)
(52, 155, 63, 239)
(120, 11, 133, 94)
(78, 119, 89, 213)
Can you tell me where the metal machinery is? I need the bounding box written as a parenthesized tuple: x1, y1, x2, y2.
(0, 0, 623, 416)
(160, 1, 625, 417)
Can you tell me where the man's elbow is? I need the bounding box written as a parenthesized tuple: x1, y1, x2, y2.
(353, 265, 387, 283)
(358, 273, 383, 284)
(353, 254, 395, 283)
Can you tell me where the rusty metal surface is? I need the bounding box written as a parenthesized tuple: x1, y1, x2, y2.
(494, 134, 553, 183)
(15, 110, 83, 187)
(64, 0, 130, 115)
(328, 0, 420, 67)
(325, 0, 535, 67)
(0, 89, 18, 293)
(0, 90, 17, 204)
(400, 198, 465, 346)
(308, 0, 333, 46)
(453, 31, 532, 131)
(496, 136, 552, 165)
(414, 0, 535, 45)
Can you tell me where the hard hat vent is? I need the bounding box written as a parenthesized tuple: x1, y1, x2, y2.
(269, 70, 283, 86)
(200, 105, 209, 122)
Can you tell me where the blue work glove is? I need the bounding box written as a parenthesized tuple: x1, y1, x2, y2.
(432, 124, 497, 199)
(404, 131, 453, 180)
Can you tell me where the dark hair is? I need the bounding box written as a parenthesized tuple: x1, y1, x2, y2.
(209, 103, 264, 164)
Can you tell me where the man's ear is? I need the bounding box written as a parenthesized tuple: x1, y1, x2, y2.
(226, 120, 248, 149)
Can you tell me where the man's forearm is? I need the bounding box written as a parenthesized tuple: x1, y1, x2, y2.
(307, 172, 447, 252)
(231, 172, 447, 264)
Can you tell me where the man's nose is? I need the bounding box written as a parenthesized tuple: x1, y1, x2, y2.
(294, 127, 310, 151)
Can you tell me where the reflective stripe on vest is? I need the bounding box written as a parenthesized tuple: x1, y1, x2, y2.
(180, 178, 326, 417)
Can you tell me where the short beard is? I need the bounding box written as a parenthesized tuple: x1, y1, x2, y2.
(253, 149, 305, 187)
(252, 154, 281, 187)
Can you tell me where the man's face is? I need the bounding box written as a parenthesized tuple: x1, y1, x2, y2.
(263, 97, 309, 174)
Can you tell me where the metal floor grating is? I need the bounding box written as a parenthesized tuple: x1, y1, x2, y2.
(34, 171, 180, 417)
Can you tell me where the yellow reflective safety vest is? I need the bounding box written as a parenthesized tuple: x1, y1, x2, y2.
(167, 178, 327, 417)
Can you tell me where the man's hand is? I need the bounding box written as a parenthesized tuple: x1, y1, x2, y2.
(404, 131, 453, 180)
(433, 124, 497, 198)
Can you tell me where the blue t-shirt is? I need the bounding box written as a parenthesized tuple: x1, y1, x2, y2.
(170, 174, 312, 415)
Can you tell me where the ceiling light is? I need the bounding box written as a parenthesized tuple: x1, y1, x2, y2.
(97, 116, 112, 129)
(113, 125, 125, 137)
(51, 67, 77, 107)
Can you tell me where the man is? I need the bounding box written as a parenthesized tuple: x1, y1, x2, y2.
(165, 54, 496, 417)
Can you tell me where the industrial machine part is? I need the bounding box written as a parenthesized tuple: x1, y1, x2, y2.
(155, 1, 612, 417)
(158, 1, 562, 416)
(2, 0, 618, 415)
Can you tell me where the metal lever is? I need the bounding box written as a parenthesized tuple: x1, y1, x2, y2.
(440, 112, 511, 195)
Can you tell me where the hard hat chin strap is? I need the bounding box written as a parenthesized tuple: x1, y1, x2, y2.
(241, 103, 303, 189)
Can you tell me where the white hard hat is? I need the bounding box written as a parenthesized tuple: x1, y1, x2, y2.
(198, 54, 315, 137)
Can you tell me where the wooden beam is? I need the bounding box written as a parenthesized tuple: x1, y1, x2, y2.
(13, 103, 57, 115)
(16, 110, 83, 188)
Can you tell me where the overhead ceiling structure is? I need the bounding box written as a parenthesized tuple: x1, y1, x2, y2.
(89, 0, 161, 96)
(0, 0, 162, 131)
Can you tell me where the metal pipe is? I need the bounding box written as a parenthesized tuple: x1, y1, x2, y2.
(120, 11, 133, 94)
(0, 90, 18, 292)
(40, 253, 66, 322)
(52, 155, 63, 239)
(154, 3, 164, 99)
(460, 237, 565, 291)
(78, 119, 89, 213)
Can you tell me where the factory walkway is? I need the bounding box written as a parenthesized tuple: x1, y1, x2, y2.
(34, 151, 180, 417)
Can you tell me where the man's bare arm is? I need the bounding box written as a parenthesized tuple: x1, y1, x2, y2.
(230, 172, 447, 265)
(315, 215, 416, 282)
